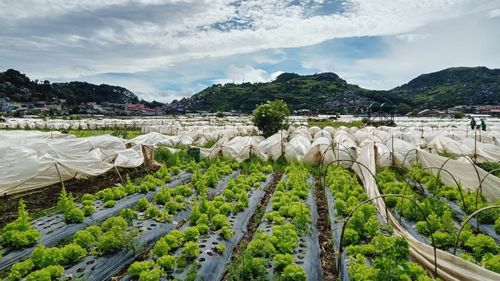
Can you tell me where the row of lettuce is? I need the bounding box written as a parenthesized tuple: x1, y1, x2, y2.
(376, 165, 499, 274)
(2, 154, 498, 280)
(0, 158, 238, 280)
(126, 160, 273, 280)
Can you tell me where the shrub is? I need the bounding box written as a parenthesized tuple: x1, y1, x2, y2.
(252, 100, 290, 137)
(182, 241, 199, 260)
(128, 260, 154, 277)
(7, 258, 34, 281)
(157, 254, 176, 271)
(31, 244, 63, 268)
(104, 200, 117, 208)
(495, 217, 500, 234)
(65, 207, 84, 224)
(61, 243, 87, 264)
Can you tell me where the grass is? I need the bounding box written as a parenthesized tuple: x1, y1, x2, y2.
(307, 119, 363, 128)
(68, 129, 143, 139)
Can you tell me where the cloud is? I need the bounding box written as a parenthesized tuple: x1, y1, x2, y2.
(214, 65, 283, 84)
(300, 10, 500, 90)
(489, 8, 500, 17)
(1, 0, 499, 101)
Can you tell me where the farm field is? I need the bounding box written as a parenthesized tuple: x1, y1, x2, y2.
(1, 117, 499, 281)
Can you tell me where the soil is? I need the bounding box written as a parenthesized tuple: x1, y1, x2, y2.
(314, 174, 337, 281)
(0, 165, 158, 228)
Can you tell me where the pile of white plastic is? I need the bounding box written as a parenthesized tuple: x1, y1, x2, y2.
(0, 131, 144, 195)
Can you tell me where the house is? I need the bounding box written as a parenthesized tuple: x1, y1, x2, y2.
(0, 98, 14, 112)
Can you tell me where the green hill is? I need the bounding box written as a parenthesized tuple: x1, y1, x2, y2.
(0, 69, 140, 105)
(391, 67, 500, 108)
(173, 72, 375, 113)
(172, 67, 500, 113)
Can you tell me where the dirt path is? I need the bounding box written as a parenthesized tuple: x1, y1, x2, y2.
(314, 172, 337, 280)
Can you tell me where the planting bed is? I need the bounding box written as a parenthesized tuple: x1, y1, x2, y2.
(0, 159, 237, 281)
(0, 169, 192, 272)
(120, 160, 274, 281)
(227, 163, 322, 281)
(324, 166, 434, 281)
(376, 166, 500, 274)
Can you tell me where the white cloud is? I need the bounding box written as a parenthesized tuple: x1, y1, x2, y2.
(1, 0, 500, 99)
(2, 0, 497, 78)
(214, 65, 283, 84)
(301, 10, 500, 90)
(489, 8, 500, 17)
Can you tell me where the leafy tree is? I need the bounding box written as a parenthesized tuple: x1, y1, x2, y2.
(252, 100, 290, 137)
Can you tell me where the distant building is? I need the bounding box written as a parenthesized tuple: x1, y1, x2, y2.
(125, 103, 157, 115)
(0, 98, 14, 112)
(474, 105, 500, 115)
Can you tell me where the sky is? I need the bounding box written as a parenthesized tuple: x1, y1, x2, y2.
(1, 0, 500, 102)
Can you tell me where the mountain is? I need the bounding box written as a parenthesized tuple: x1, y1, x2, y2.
(173, 72, 377, 113)
(172, 67, 500, 113)
(391, 67, 500, 109)
(0, 69, 140, 106)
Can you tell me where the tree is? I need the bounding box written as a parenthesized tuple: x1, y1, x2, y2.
(252, 100, 290, 137)
(397, 103, 412, 115)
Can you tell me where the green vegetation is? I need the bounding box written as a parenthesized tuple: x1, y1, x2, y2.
(69, 129, 143, 139)
(173, 67, 500, 113)
(307, 119, 363, 128)
(326, 166, 433, 280)
(230, 163, 309, 281)
(252, 99, 290, 137)
(56, 187, 85, 224)
(0, 200, 40, 249)
(376, 167, 500, 272)
(0, 69, 139, 105)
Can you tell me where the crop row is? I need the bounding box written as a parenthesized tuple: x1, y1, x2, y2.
(325, 166, 434, 281)
(122, 160, 274, 281)
(376, 166, 500, 273)
(0, 159, 236, 280)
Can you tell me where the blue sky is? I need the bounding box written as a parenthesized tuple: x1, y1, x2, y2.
(1, 0, 500, 102)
